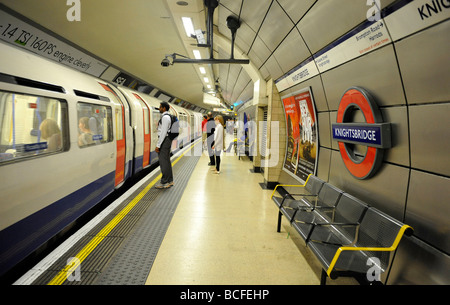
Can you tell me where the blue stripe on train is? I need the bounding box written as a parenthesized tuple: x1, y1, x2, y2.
(0, 172, 115, 278)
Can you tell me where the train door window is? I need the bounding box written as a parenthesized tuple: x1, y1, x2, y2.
(143, 106, 150, 135)
(0, 91, 68, 164)
(77, 102, 112, 148)
(152, 109, 161, 147)
(115, 107, 123, 141)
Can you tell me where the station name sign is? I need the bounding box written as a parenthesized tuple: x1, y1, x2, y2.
(332, 123, 391, 148)
(333, 87, 392, 180)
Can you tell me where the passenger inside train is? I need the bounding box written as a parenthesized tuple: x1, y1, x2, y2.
(77, 117, 93, 147)
(39, 118, 61, 152)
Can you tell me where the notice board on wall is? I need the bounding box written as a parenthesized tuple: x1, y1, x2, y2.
(281, 87, 318, 183)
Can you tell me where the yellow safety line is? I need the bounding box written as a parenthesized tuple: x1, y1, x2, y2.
(270, 174, 311, 199)
(48, 142, 199, 285)
(326, 224, 413, 277)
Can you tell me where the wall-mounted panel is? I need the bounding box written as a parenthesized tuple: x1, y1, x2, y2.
(406, 170, 450, 253)
(250, 36, 272, 69)
(380, 106, 410, 167)
(258, 1, 294, 52)
(277, 0, 316, 24)
(316, 147, 331, 182)
(240, 0, 272, 33)
(318, 112, 331, 149)
(233, 23, 256, 55)
(330, 111, 338, 150)
(329, 150, 409, 220)
(321, 45, 406, 111)
(273, 29, 310, 74)
(262, 55, 284, 81)
(395, 21, 450, 105)
(410, 103, 450, 176)
(297, 0, 369, 54)
(388, 235, 450, 285)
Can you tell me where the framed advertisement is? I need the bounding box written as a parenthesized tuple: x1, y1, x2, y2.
(281, 87, 318, 183)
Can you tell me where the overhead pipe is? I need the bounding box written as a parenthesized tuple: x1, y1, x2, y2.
(162, 0, 249, 66)
(204, 0, 218, 59)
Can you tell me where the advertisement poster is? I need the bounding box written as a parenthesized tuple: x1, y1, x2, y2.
(281, 87, 318, 183)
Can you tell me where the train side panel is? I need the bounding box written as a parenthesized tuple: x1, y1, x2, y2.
(0, 42, 123, 276)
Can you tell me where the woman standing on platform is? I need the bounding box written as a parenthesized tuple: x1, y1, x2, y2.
(212, 115, 225, 174)
(201, 114, 208, 151)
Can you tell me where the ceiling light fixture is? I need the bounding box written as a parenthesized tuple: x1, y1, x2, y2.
(181, 17, 195, 37)
(162, 0, 249, 66)
(193, 50, 202, 59)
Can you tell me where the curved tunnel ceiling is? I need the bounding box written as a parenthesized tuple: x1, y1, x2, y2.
(0, 0, 396, 109)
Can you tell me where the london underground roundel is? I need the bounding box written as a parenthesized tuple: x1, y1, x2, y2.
(332, 87, 392, 179)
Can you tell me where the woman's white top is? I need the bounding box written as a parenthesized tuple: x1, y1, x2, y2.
(214, 123, 224, 151)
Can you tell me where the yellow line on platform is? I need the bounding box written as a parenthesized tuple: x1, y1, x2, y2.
(48, 143, 198, 285)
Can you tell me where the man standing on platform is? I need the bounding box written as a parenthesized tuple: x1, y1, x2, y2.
(155, 102, 174, 189)
(206, 112, 216, 166)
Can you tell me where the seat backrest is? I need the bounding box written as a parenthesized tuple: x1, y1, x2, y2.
(334, 193, 369, 224)
(305, 175, 325, 195)
(317, 183, 343, 208)
(358, 208, 405, 248)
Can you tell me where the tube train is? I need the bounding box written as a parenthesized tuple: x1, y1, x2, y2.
(0, 41, 203, 278)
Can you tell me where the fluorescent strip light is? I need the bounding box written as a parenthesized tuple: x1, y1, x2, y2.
(193, 50, 202, 59)
(207, 85, 211, 88)
(199, 67, 206, 74)
(181, 17, 195, 37)
(203, 77, 209, 83)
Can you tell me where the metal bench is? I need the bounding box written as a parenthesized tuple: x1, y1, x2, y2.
(308, 206, 413, 284)
(271, 177, 413, 285)
(270, 174, 325, 232)
(292, 190, 357, 242)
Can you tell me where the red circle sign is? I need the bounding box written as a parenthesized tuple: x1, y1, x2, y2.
(336, 87, 384, 179)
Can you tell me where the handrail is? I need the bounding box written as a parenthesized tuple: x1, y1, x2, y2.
(270, 173, 312, 199)
(326, 224, 413, 277)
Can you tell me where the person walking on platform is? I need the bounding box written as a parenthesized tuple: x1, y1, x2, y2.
(212, 115, 225, 174)
(155, 102, 174, 189)
(206, 112, 216, 167)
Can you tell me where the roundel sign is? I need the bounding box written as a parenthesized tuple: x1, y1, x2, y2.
(332, 87, 391, 179)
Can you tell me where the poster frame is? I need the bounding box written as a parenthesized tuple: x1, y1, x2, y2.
(280, 86, 319, 184)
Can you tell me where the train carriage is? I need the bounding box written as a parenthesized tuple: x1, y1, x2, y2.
(0, 41, 203, 278)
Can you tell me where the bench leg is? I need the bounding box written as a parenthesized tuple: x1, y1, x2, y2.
(320, 269, 327, 285)
(277, 211, 282, 233)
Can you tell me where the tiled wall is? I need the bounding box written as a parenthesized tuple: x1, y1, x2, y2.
(263, 2, 449, 284)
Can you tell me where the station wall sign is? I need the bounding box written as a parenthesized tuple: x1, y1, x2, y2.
(332, 87, 391, 179)
(0, 9, 108, 77)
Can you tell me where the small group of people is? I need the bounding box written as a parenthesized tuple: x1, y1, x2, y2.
(155, 104, 226, 190)
(203, 112, 225, 175)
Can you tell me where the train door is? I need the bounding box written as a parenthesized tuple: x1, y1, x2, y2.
(133, 93, 150, 168)
(114, 103, 126, 186)
(98, 83, 126, 187)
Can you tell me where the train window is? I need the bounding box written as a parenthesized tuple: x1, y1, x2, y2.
(0, 91, 68, 164)
(143, 107, 150, 135)
(115, 108, 123, 141)
(152, 109, 161, 147)
(77, 102, 112, 148)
